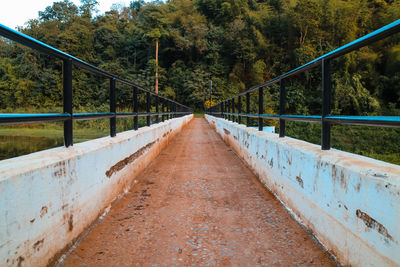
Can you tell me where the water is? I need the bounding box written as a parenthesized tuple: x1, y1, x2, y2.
(0, 135, 64, 160)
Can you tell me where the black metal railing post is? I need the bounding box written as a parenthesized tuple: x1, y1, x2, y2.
(167, 101, 170, 119)
(223, 101, 226, 119)
(279, 79, 286, 138)
(227, 100, 230, 121)
(238, 95, 242, 124)
(170, 102, 172, 120)
(229, 99, 232, 121)
(174, 103, 177, 118)
(322, 59, 331, 150)
(110, 77, 116, 137)
(258, 87, 263, 131)
(246, 92, 250, 127)
(155, 96, 159, 123)
(146, 92, 151, 126)
(227, 100, 230, 120)
(162, 99, 165, 122)
(220, 102, 223, 118)
(232, 98, 235, 122)
(133, 86, 138, 130)
(63, 58, 73, 147)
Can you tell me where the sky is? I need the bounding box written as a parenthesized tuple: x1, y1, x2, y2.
(0, 0, 132, 30)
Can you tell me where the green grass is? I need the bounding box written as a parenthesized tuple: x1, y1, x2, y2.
(194, 113, 204, 118)
(284, 121, 400, 165)
(0, 127, 106, 137)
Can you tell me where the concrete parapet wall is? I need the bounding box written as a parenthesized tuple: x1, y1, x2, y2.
(205, 115, 400, 267)
(0, 115, 193, 267)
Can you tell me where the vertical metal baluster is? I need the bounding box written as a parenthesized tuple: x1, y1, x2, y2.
(222, 100, 226, 119)
(162, 99, 165, 122)
(246, 92, 250, 127)
(168, 102, 171, 120)
(63, 58, 73, 147)
(258, 87, 263, 131)
(174, 103, 177, 118)
(110, 77, 116, 137)
(232, 98, 235, 122)
(226, 100, 228, 120)
(322, 59, 331, 150)
(238, 95, 242, 124)
(227, 100, 230, 120)
(155, 96, 159, 123)
(228, 99, 231, 121)
(279, 79, 286, 137)
(146, 92, 151, 126)
(133, 86, 138, 130)
(220, 102, 223, 118)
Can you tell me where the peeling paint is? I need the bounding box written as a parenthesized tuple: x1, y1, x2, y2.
(17, 256, 24, 267)
(68, 214, 74, 232)
(296, 175, 304, 188)
(356, 210, 393, 241)
(105, 141, 156, 178)
(40, 206, 48, 218)
(33, 239, 44, 251)
(53, 161, 66, 177)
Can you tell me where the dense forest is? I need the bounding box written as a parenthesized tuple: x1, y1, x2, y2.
(1, 0, 399, 111)
(0, 0, 399, 162)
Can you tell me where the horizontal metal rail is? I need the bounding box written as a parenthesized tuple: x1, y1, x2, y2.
(209, 112, 399, 127)
(0, 113, 70, 125)
(0, 24, 192, 147)
(0, 112, 189, 125)
(207, 19, 400, 150)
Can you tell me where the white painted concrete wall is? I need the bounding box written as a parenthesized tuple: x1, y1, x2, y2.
(206, 115, 400, 267)
(0, 115, 193, 267)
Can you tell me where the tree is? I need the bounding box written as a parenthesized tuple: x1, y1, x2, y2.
(80, 0, 99, 18)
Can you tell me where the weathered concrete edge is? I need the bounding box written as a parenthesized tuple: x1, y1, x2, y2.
(0, 114, 193, 267)
(205, 115, 400, 267)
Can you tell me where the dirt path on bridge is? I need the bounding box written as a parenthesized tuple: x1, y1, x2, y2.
(62, 118, 336, 267)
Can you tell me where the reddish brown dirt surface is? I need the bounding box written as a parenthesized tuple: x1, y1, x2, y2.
(62, 118, 336, 267)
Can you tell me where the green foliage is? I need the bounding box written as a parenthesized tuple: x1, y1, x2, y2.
(0, 0, 399, 163)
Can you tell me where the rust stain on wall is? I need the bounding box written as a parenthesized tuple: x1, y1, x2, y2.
(40, 206, 48, 218)
(332, 165, 348, 191)
(53, 161, 66, 177)
(17, 256, 24, 267)
(68, 214, 74, 232)
(106, 141, 156, 178)
(356, 209, 393, 241)
(162, 129, 172, 138)
(296, 175, 304, 188)
(33, 238, 44, 251)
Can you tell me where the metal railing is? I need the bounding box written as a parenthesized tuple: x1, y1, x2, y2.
(207, 19, 400, 150)
(0, 24, 192, 147)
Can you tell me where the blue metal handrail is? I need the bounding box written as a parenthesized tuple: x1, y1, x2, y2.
(207, 19, 400, 150)
(0, 24, 192, 147)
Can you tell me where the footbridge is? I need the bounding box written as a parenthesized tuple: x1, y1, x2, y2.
(1, 21, 400, 267)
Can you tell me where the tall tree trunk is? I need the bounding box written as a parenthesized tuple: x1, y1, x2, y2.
(155, 38, 159, 94)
